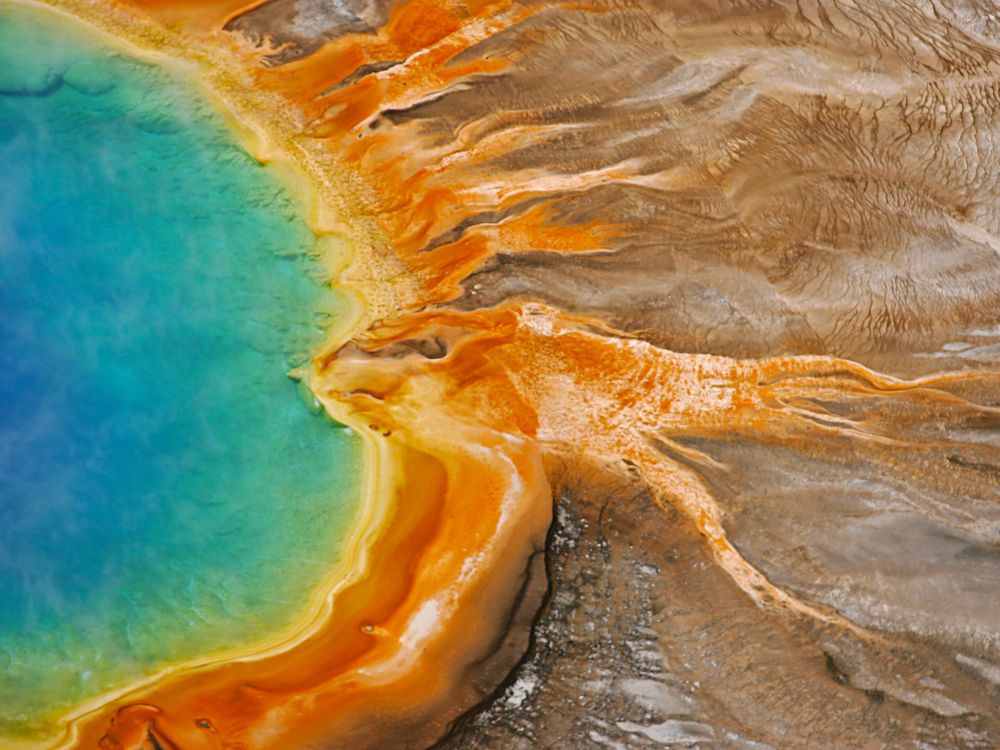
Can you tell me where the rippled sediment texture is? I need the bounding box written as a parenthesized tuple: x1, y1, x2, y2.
(13, 0, 1000, 748)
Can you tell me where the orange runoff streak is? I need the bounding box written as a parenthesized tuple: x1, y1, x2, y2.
(27, 1, 996, 748)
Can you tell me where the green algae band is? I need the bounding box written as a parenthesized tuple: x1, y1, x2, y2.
(0, 4, 360, 738)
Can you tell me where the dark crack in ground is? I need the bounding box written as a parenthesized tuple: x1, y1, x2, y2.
(437, 462, 1000, 749)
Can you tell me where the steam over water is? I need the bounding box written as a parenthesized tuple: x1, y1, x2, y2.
(3, 0, 1000, 748)
(0, 5, 359, 736)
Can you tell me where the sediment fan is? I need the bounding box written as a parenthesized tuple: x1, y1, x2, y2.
(3, 0, 999, 748)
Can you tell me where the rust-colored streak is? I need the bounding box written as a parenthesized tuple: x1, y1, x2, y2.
(72, 429, 550, 749)
(26, 0, 1000, 747)
(127, 0, 260, 31)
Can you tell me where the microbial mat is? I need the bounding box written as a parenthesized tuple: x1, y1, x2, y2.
(0, 5, 360, 737)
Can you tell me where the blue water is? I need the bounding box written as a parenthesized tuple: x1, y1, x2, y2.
(0, 5, 360, 736)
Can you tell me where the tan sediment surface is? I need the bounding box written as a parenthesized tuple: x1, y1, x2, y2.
(17, 0, 1000, 747)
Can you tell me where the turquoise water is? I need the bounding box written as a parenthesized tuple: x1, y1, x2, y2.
(0, 4, 360, 736)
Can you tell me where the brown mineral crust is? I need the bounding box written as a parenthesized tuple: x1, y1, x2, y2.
(244, 0, 1000, 375)
(31, 0, 1000, 748)
(439, 462, 1000, 749)
(186, 0, 1000, 743)
(223, 0, 393, 64)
